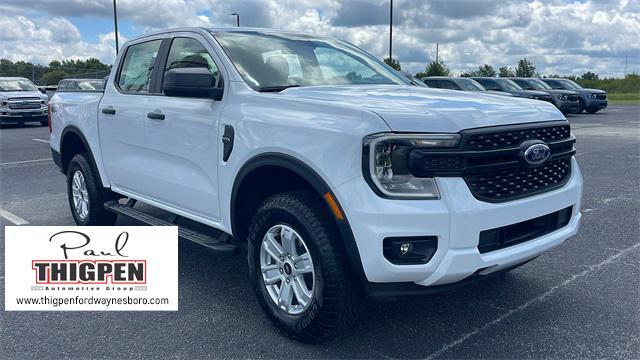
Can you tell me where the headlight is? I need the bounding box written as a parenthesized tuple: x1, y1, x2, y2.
(0, 101, 7, 107)
(41, 100, 47, 105)
(363, 134, 460, 199)
(589, 93, 598, 99)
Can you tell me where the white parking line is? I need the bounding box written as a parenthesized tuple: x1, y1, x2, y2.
(32, 138, 49, 144)
(0, 207, 29, 225)
(0, 158, 50, 166)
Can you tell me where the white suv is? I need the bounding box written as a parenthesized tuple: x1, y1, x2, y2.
(49, 28, 583, 342)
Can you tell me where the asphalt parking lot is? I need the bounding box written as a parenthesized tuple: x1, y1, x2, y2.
(1, 105, 639, 359)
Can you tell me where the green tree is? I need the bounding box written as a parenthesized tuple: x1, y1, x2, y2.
(416, 60, 450, 78)
(40, 70, 67, 85)
(383, 57, 401, 71)
(516, 58, 536, 77)
(498, 66, 515, 77)
(477, 64, 497, 77)
(580, 71, 599, 80)
(460, 64, 496, 77)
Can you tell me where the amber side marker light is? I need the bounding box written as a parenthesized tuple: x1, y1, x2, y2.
(323, 192, 345, 221)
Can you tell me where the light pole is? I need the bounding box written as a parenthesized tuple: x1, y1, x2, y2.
(231, 13, 240, 27)
(389, 0, 393, 61)
(113, 0, 119, 55)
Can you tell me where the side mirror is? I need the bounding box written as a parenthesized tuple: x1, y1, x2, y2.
(163, 68, 223, 100)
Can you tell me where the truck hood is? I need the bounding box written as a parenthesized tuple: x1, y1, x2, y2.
(280, 85, 563, 133)
(509, 89, 550, 98)
(0, 90, 47, 101)
(579, 88, 607, 94)
(543, 89, 578, 96)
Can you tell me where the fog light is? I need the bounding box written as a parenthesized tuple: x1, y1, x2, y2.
(399, 242, 412, 256)
(383, 236, 438, 265)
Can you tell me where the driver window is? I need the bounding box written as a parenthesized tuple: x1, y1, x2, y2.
(163, 37, 221, 88)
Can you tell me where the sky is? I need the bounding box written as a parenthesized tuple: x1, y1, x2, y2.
(0, 0, 638, 77)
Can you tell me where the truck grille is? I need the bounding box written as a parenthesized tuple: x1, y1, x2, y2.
(7, 97, 42, 110)
(568, 94, 579, 101)
(407, 121, 575, 202)
(463, 124, 570, 150)
(467, 158, 571, 201)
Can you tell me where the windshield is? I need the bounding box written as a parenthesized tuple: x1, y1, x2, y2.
(529, 78, 552, 90)
(560, 79, 583, 90)
(0, 79, 38, 92)
(458, 78, 485, 91)
(213, 31, 409, 91)
(497, 78, 522, 91)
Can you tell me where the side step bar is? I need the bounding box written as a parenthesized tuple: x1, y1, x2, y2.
(104, 201, 238, 254)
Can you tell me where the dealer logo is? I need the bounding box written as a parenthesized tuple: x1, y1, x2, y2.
(31, 230, 146, 285)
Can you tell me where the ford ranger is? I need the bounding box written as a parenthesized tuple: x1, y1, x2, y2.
(49, 28, 583, 342)
(541, 78, 608, 113)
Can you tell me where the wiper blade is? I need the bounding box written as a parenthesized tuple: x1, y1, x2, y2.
(258, 85, 301, 92)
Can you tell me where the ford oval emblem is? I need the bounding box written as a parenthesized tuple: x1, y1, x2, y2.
(523, 143, 551, 166)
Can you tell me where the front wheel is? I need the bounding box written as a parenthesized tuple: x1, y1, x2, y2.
(247, 191, 359, 343)
(577, 99, 585, 113)
(66, 153, 117, 225)
(586, 108, 600, 114)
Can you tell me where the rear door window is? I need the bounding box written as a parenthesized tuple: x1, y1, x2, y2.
(118, 40, 162, 93)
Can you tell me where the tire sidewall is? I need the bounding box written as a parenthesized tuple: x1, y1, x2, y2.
(248, 207, 328, 335)
(67, 158, 90, 225)
(66, 154, 105, 225)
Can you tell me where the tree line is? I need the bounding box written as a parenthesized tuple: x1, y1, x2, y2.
(0, 58, 111, 86)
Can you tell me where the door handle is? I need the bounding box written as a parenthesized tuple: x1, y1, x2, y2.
(101, 107, 116, 115)
(147, 111, 165, 120)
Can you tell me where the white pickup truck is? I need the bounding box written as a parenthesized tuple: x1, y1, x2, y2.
(49, 27, 583, 342)
(0, 77, 49, 127)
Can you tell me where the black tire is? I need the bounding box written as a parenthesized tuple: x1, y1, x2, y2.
(577, 99, 585, 113)
(40, 119, 48, 127)
(586, 108, 599, 114)
(247, 191, 360, 343)
(66, 153, 117, 225)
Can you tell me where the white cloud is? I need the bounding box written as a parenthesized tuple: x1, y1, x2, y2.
(0, 14, 116, 65)
(0, 0, 638, 77)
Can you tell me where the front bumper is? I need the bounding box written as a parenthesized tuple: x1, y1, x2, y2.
(335, 157, 583, 288)
(556, 99, 581, 114)
(585, 98, 608, 111)
(0, 108, 48, 123)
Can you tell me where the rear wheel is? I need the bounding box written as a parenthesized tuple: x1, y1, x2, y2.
(586, 108, 600, 114)
(247, 191, 359, 343)
(66, 153, 117, 225)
